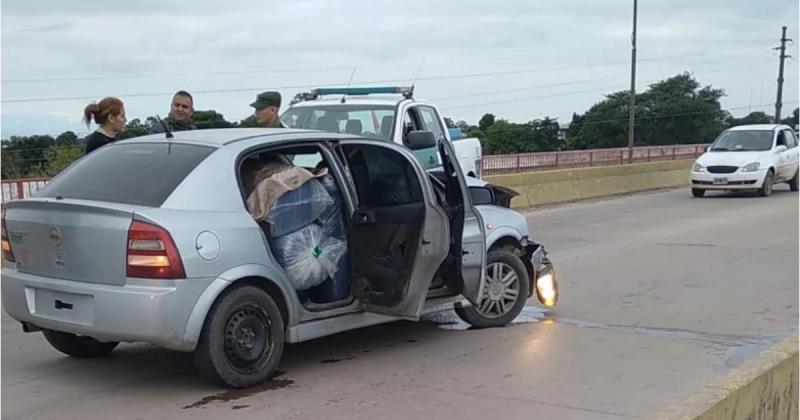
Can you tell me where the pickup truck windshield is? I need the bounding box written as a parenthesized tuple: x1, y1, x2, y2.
(282, 105, 396, 140)
(710, 130, 773, 152)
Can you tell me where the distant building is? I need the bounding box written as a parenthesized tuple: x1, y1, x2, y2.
(557, 123, 570, 142)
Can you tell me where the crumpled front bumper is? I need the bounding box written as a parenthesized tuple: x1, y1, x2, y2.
(522, 239, 558, 307)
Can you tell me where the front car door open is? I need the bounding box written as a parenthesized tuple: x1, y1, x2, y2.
(339, 140, 449, 319)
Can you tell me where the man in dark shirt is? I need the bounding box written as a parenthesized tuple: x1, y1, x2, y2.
(251, 91, 287, 128)
(150, 90, 196, 133)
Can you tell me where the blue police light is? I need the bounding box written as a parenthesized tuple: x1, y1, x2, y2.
(311, 86, 413, 98)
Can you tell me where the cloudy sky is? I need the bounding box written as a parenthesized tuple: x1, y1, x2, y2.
(2, 0, 798, 138)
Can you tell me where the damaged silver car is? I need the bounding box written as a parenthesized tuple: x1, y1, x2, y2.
(1, 128, 557, 388)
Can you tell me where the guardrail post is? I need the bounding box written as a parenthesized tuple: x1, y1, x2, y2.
(589, 151, 594, 167)
(16, 182, 24, 200)
(515, 155, 520, 173)
(672, 146, 676, 160)
(555, 153, 560, 169)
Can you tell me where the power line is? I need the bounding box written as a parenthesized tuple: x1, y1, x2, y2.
(2, 51, 769, 104)
(1, 49, 760, 85)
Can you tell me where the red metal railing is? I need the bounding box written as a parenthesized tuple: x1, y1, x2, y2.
(1, 144, 709, 201)
(481, 144, 708, 175)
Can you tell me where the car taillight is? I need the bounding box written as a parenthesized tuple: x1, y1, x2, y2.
(126, 220, 185, 279)
(1, 208, 15, 263)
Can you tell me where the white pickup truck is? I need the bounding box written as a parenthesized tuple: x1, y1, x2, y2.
(282, 86, 483, 178)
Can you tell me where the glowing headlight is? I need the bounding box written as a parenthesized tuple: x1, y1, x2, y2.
(535, 271, 558, 307)
(741, 162, 760, 172)
(692, 162, 705, 173)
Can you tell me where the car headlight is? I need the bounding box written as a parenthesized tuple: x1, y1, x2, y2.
(692, 162, 705, 173)
(741, 162, 760, 172)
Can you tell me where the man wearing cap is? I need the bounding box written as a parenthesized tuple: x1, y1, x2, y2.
(251, 91, 287, 128)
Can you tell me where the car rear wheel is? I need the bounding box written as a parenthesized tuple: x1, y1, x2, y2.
(691, 188, 705, 198)
(758, 170, 774, 197)
(42, 330, 118, 358)
(789, 171, 798, 191)
(455, 250, 530, 328)
(194, 285, 285, 388)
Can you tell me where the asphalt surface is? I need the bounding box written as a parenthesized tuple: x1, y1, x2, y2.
(2, 186, 798, 419)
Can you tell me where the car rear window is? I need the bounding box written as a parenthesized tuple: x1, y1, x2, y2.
(37, 142, 215, 207)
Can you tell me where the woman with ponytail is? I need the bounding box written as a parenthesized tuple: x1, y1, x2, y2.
(83, 97, 126, 154)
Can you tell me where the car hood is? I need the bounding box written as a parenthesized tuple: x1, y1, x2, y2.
(697, 151, 771, 167)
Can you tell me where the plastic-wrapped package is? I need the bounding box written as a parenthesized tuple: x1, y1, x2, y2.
(270, 224, 346, 291)
(267, 178, 333, 238)
(315, 175, 347, 239)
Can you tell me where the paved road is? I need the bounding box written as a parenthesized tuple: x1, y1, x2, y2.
(2, 186, 798, 420)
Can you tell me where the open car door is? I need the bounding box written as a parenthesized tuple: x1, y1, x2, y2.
(339, 139, 450, 319)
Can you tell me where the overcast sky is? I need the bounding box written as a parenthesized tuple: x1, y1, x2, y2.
(2, 0, 798, 138)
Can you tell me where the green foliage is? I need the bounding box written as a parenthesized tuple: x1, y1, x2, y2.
(781, 108, 799, 127)
(482, 117, 560, 155)
(118, 118, 151, 140)
(193, 110, 235, 129)
(478, 113, 495, 132)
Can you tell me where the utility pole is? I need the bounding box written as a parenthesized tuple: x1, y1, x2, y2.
(774, 26, 791, 122)
(627, 0, 638, 163)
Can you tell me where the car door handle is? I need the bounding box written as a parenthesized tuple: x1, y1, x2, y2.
(353, 211, 375, 224)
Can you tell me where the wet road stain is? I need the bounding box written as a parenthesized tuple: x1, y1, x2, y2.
(231, 405, 250, 410)
(182, 371, 293, 409)
(406, 339, 418, 343)
(320, 355, 354, 364)
(361, 350, 371, 353)
(423, 306, 550, 331)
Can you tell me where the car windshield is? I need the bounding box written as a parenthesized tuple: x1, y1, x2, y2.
(710, 130, 773, 152)
(281, 105, 396, 140)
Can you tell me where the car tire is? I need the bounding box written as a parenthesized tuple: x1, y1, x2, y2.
(194, 285, 285, 388)
(758, 170, 775, 197)
(789, 171, 798, 192)
(691, 188, 705, 198)
(42, 329, 118, 358)
(455, 249, 530, 328)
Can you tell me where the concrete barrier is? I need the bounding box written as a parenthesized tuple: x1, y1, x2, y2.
(485, 159, 694, 209)
(654, 334, 799, 420)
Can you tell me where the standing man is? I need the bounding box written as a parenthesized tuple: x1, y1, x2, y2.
(250, 91, 287, 128)
(150, 90, 196, 133)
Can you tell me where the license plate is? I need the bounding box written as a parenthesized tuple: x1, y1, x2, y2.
(713, 177, 728, 185)
(29, 288, 94, 325)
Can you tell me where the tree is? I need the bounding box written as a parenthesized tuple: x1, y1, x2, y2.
(44, 145, 83, 176)
(193, 110, 235, 129)
(727, 111, 772, 127)
(780, 108, 799, 127)
(478, 113, 495, 132)
(55, 131, 80, 146)
(118, 118, 152, 139)
(567, 73, 727, 149)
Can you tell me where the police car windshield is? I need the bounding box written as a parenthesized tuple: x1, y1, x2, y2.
(710, 130, 773, 152)
(281, 105, 396, 140)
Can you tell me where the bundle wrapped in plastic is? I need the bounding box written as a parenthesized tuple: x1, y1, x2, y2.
(315, 175, 347, 239)
(270, 224, 347, 291)
(267, 178, 333, 238)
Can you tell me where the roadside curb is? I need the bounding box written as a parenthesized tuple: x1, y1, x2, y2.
(652, 334, 799, 420)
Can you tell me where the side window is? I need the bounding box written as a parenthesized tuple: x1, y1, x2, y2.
(417, 106, 446, 141)
(401, 108, 421, 144)
(784, 130, 797, 148)
(341, 144, 423, 207)
(776, 130, 787, 147)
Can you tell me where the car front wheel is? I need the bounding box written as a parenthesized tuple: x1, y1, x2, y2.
(194, 285, 285, 388)
(455, 249, 530, 328)
(789, 171, 798, 191)
(758, 170, 775, 197)
(691, 188, 705, 197)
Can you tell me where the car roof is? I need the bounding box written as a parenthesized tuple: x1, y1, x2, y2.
(120, 128, 355, 147)
(727, 124, 791, 131)
(289, 96, 411, 108)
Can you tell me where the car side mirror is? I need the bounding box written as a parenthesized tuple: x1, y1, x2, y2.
(468, 186, 494, 205)
(406, 131, 437, 150)
(775, 145, 787, 153)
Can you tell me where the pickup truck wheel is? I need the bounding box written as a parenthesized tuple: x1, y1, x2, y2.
(42, 330, 118, 358)
(691, 188, 705, 198)
(758, 170, 775, 197)
(455, 250, 529, 328)
(789, 171, 798, 191)
(194, 285, 284, 388)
